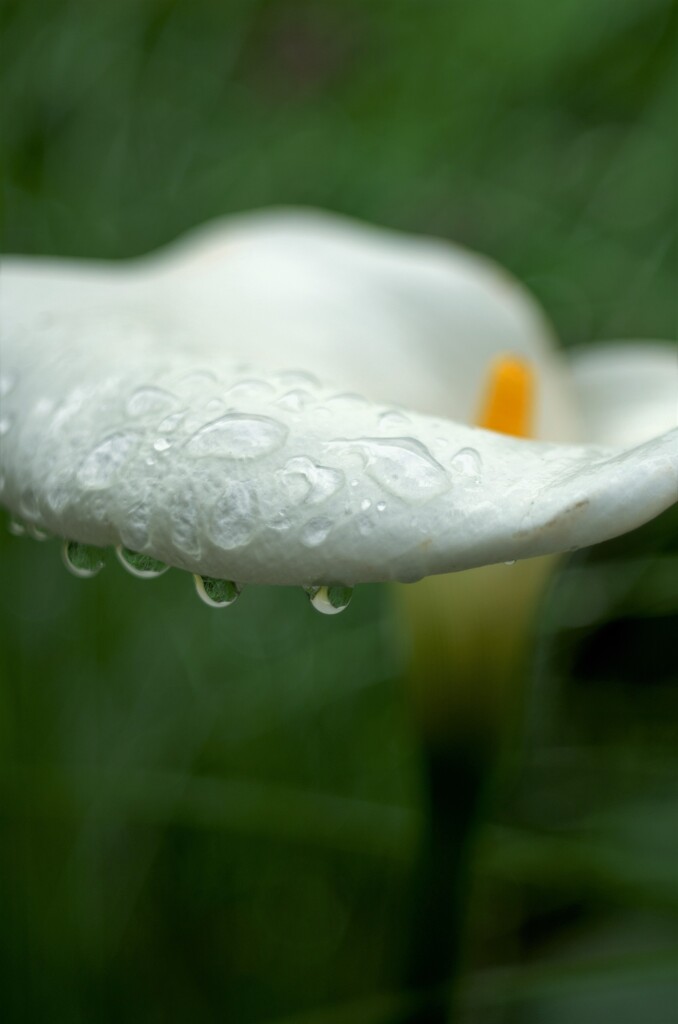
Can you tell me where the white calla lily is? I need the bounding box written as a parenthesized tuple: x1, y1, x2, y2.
(1, 209, 676, 592)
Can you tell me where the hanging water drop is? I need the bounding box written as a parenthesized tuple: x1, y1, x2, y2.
(304, 585, 353, 615)
(27, 524, 49, 541)
(63, 540, 106, 578)
(115, 546, 169, 578)
(193, 575, 241, 608)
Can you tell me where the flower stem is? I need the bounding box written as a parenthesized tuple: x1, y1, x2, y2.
(397, 736, 490, 1024)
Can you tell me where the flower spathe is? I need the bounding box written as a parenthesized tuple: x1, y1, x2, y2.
(1, 210, 676, 587)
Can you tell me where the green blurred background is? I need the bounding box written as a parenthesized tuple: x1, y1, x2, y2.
(0, 1, 676, 1022)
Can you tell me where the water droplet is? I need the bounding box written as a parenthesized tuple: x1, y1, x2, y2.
(186, 414, 288, 459)
(170, 491, 201, 556)
(119, 502, 151, 551)
(27, 524, 49, 541)
(176, 370, 218, 394)
(46, 482, 70, 514)
(8, 518, 26, 537)
(360, 498, 372, 512)
(194, 575, 241, 608)
(126, 387, 176, 418)
(115, 546, 169, 578)
(305, 585, 353, 616)
(275, 370, 320, 389)
(153, 437, 172, 452)
(268, 511, 291, 532)
(77, 433, 137, 489)
(158, 411, 185, 433)
(376, 501, 387, 512)
(300, 517, 333, 548)
(275, 389, 312, 412)
(378, 410, 410, 431)
(357, 515, 374, 536)
(327, 438, 449, 503)
(225, 379, 276, 401)
(0, 415, 12, 436)
(63, 540, 106, 578)
(325, 393, 368, 412)
(451, 447, 483, 480)
(19, 487, 40, 521)
(209, 482, 255, 550)
(279, 456, 344, 506)
(504, 560, 516, 566)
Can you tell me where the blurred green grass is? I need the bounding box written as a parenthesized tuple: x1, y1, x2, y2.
(0, 1, 677, 1022)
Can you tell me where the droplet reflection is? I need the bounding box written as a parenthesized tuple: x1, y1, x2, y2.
(304, 585, 353, 615)
(115, 546, 169, 578)
(193, 575, 241, 608)
(63, 540, 106, 578)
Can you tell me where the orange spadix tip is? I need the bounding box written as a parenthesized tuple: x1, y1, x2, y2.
(477, 354, 535, 438)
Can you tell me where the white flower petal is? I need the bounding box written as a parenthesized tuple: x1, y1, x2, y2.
(2, 214, 676, 587)
(569, 341, 678, 448)
(1, 310, 676, 584)
(1, 208, 580, 441)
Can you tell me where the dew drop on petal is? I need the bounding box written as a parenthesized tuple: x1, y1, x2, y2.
(186, 414, 288, 460)
(158, 411, 186, 433)
(305, 585, 353, 615)
(378, 410, 410, 432)
(170, 492, 201, 557)
(153, 437, 172, 452)
(62, 540, 106, 578)
(275, 370, 320, 389)
(193, 575, 241, 608)
(115, 546, 169, 578)
(275, 389, 312, 412)
(77, 433, 137, 489)
(225, 379, 276, 402)
(300, 517, 333, 548)
(279, 457, 344, 506)
(360, 498, 371, 511)
(451, 447, 483, 480)
(376, 501, 387, 512)
(357, 515, 374, 536)
(209, 482, 255, 550)
(8, 518, 26, 537)
(328, 437, 449, 503)
(504, 560, 516, 566)
(126, 386, 176, 418)
(269, 511, 291, 532)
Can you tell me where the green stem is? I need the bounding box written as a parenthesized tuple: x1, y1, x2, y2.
(397, 737, 490, 1024)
